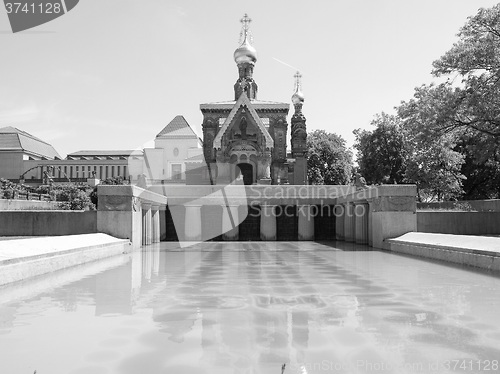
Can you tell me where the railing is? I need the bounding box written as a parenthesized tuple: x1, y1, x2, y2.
(15, 178, 89, 184)
(7, 191, 52, 201)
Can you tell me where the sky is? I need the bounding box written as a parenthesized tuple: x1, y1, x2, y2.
(1, 0, 499, 157)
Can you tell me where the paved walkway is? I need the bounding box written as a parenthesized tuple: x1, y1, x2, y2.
(389, 232, 500, 256)
(387, 232, 500, 271)
(0, 234, 129, 264)
(0, 234, 130, 286)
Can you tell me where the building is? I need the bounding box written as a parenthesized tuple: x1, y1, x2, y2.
(138, 115, 203, 183)
(0, 126, 61, 181)
(200, 14, 308, 185)
(0, 115, 203, 185)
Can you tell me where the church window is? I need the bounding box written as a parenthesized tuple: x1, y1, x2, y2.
(173, 148, 179, 157)
(172, 164, 182, 180)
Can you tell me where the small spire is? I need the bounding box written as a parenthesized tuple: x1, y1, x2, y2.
(294, 71, 302, 92)
(292, 71, 305, 105)
(239, 13, 253, 44)
(241, 13, 252, 31)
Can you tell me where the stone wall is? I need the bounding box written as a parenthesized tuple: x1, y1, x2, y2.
(0, 211, 97, 236)
(417, 211, 500, 235)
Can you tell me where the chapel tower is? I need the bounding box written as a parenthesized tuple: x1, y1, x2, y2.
(233, 14, 258, 100)
(290, 72, 308, 185)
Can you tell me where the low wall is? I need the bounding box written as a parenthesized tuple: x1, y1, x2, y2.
(418, 199, 500, 212)
(0, 199, 59, 210)
(0, 211, 97, 236)
(417, 211, 500, 235)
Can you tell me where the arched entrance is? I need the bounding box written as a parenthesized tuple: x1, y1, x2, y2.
(237, 163, 254, 185)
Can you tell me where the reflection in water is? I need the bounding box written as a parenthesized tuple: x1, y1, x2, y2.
(0, 242, 500, 374)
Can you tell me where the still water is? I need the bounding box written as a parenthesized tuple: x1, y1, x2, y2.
(1, 242, 500, 374)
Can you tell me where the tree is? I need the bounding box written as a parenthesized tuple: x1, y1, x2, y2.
(306, 130, 353, 185)
(425, 4, 500, 157)
(353, 113, 407, 185)
(454, 132, 500, 199)
(394, 5, 500, 200)
(404, 134, 465, 202)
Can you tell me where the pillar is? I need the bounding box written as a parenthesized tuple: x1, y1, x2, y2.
(147, 206, 152, 245)
(354, 201, 369, 244)
(142, 204, 152, 245)
(368, 201, 373, 246)
(260, 204, 277, 240)
(335, 204, 345, 240)
(151, 205, 160, 243)
(298, 205, 314, 241)
(344, 202, 355, 242)
(184, 204, 202, 241)
(159, 205, 167, 241)
(142, 205, 146, 246)
(222, 204, 239, 241)
(151, 206, 157, 243)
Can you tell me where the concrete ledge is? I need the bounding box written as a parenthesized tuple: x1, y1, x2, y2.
(152, 185, 356, 205)
(0, 234, 131, 286)
(0, 210, 97, 236)
(387, 232, 500, 271)
(0, 199, 59, 210)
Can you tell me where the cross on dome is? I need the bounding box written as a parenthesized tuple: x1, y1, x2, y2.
(239, 13, 253, 44)
(240, 13, 252, 31)
(294, 71, 302, 91)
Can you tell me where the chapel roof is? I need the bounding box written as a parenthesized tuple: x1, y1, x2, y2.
(156, 115, 199, 138)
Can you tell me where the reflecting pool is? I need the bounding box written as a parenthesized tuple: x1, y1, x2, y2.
(1, 242, 500, 374)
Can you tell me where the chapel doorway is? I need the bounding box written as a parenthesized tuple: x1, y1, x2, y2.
(237, 163, 253, 185)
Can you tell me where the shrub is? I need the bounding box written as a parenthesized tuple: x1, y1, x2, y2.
(53, 185, 95, 210)
(2, 188, 14, 199)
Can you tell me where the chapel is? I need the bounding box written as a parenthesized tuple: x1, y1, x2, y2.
(199, 14, 308, 185)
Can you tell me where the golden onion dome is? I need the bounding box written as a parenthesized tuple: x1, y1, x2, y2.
(234, 35, 257, 65)
(292, 87, 305, 104)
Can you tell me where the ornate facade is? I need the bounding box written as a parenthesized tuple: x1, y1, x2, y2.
(199, 14, 307, 185)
